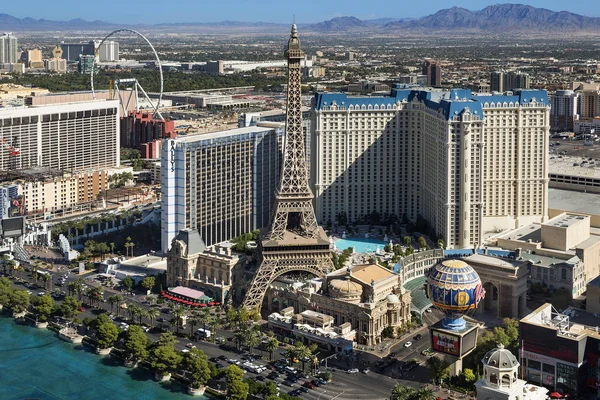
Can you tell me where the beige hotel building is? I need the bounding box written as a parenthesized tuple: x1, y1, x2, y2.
(311, 87, 550, 249)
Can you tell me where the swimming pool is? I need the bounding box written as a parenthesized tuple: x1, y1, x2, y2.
(334, 237, 388, 253)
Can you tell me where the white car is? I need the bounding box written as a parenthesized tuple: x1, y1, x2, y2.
(404, 341, 413, 348)
(37, 291, 45, 296)
(347, 368, 359, 374)
(186, 343, 196, 349)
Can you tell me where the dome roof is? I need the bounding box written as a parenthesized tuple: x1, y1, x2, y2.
(482, 344, 519, 370)
(329, 278, 363, 295)
(427, 259, 484, 316)
(386, 294, 400, 304)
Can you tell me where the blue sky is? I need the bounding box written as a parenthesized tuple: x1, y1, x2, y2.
(2, 0, 597, 24)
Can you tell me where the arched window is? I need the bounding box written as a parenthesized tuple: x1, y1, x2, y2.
(490, 373, 498, 384)
(501, 374, 511, 386)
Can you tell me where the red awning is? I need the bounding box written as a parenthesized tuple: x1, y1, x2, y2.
(550, 392, 562, 399)
(208, 301, 215, 306)
(200, 303, 207, 307)
(214, 302, 221, 306)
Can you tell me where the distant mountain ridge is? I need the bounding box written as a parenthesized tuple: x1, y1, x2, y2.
(2, 4, 600, 32)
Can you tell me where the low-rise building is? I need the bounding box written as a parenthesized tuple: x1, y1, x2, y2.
(166, 228, 247, 304)
(587, 276, 600, 315)
(519, 303, 600, 397)
(268, 307, 355, 352)
(495, 213, 600, 297)
(264, 263, 411, 346)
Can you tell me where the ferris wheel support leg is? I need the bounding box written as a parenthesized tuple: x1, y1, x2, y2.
(136, 82, 164, 121)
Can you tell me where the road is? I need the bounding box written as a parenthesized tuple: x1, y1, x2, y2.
(4, 272, 414, 400)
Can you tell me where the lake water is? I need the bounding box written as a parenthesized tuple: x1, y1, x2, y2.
(0, 317, 207, 400)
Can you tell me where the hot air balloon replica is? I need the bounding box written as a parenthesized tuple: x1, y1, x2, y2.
(426, 259, 485, 375)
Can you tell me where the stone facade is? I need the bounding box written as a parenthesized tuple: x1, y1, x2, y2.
(265, 264, 411, 346)
(167, 229, 247, 304)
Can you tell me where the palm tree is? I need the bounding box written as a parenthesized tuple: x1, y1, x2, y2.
(264, 337, 279, 361)
(40, 273, 50, 291)
(415, 388, 436, 400)
(233, 330, 246, 351)
(208, 318, 219, 342)
(246, 329, 260, 355)
(146, 307, 160, 326)
(73, 278, 85, 300)
(129, 303, 142, 323)
(198, 308, 210, 332)
(32, 262, 39, 285)
(140, 309, 149, 325)
(109, 294, 124, 315)
(172, 305, 187, 335)
(109, 242, 115, 257)
(390, 384, 414, 400)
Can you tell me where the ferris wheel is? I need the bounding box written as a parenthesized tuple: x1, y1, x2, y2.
(90, 29, 164, 121)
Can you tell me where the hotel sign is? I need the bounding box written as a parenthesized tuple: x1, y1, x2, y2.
(170, 141, 175, 172)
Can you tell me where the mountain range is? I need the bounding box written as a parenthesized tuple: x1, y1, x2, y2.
(2, 4, 600, 33)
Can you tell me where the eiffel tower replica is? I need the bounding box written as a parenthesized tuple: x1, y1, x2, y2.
(243, 24, 333, 311)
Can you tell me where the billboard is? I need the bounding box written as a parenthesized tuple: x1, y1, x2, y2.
(520, 322, 581, 364)
(431, 329, 460, 356)
(430, 322, 479, 358)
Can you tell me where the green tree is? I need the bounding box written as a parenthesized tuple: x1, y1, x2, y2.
(151, 332, 182, 377)
(390, 384, 416, 400)
(0, 277, 13, 306)
(224, 364, 244, 383)
(172, 304, 188, 334)
(463, 368, 476, 383)
(32, 294, 54, 322)
(123, 276, 134, 293)
(262, 381, 278, 397)
(124, 325, 149, 362)
(9, 289, 30, 313)
(227, 379, 249, 400)
(60, 296, 82, 320)
(141, 276, 156, 293)
(381, 325, 395, 338)
(403, 236, 412, 246)
(97, 321, 119, 349)
(426, 356, 450, 383)
(184, 348, 211, 389)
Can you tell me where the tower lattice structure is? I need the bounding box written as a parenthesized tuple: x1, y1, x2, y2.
(242, 25, 333, 311)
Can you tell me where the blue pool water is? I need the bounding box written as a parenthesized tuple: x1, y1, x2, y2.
(0, 317, 207, 400)
(334, 237, 387, 253)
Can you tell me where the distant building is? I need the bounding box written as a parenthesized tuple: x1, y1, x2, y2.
(98, 40, 119, 62)
(60, 41, 95, 61)
(78, 55, 95, 74)
(397, 74, 427, 86)
(490, 71, 530, 92)
(45, 58, 67, 73)
(160, 124, 283, 253)
(120, 111, 176, 158)
(0, 99, 120, 171)
(22, 49, 43, 68)
(550, 90, 579, 131)
(346, 51, 355, 61)
(578, 90, 600, 120)
(0, 33, 18, 64)
(422, 59, 442, 87)
(0, 184, 19, 220)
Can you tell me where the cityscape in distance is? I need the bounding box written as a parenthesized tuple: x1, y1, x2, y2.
(1, 2, 600, 400)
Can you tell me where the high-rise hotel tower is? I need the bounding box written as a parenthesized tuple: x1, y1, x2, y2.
(311, 86, 550, 248)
